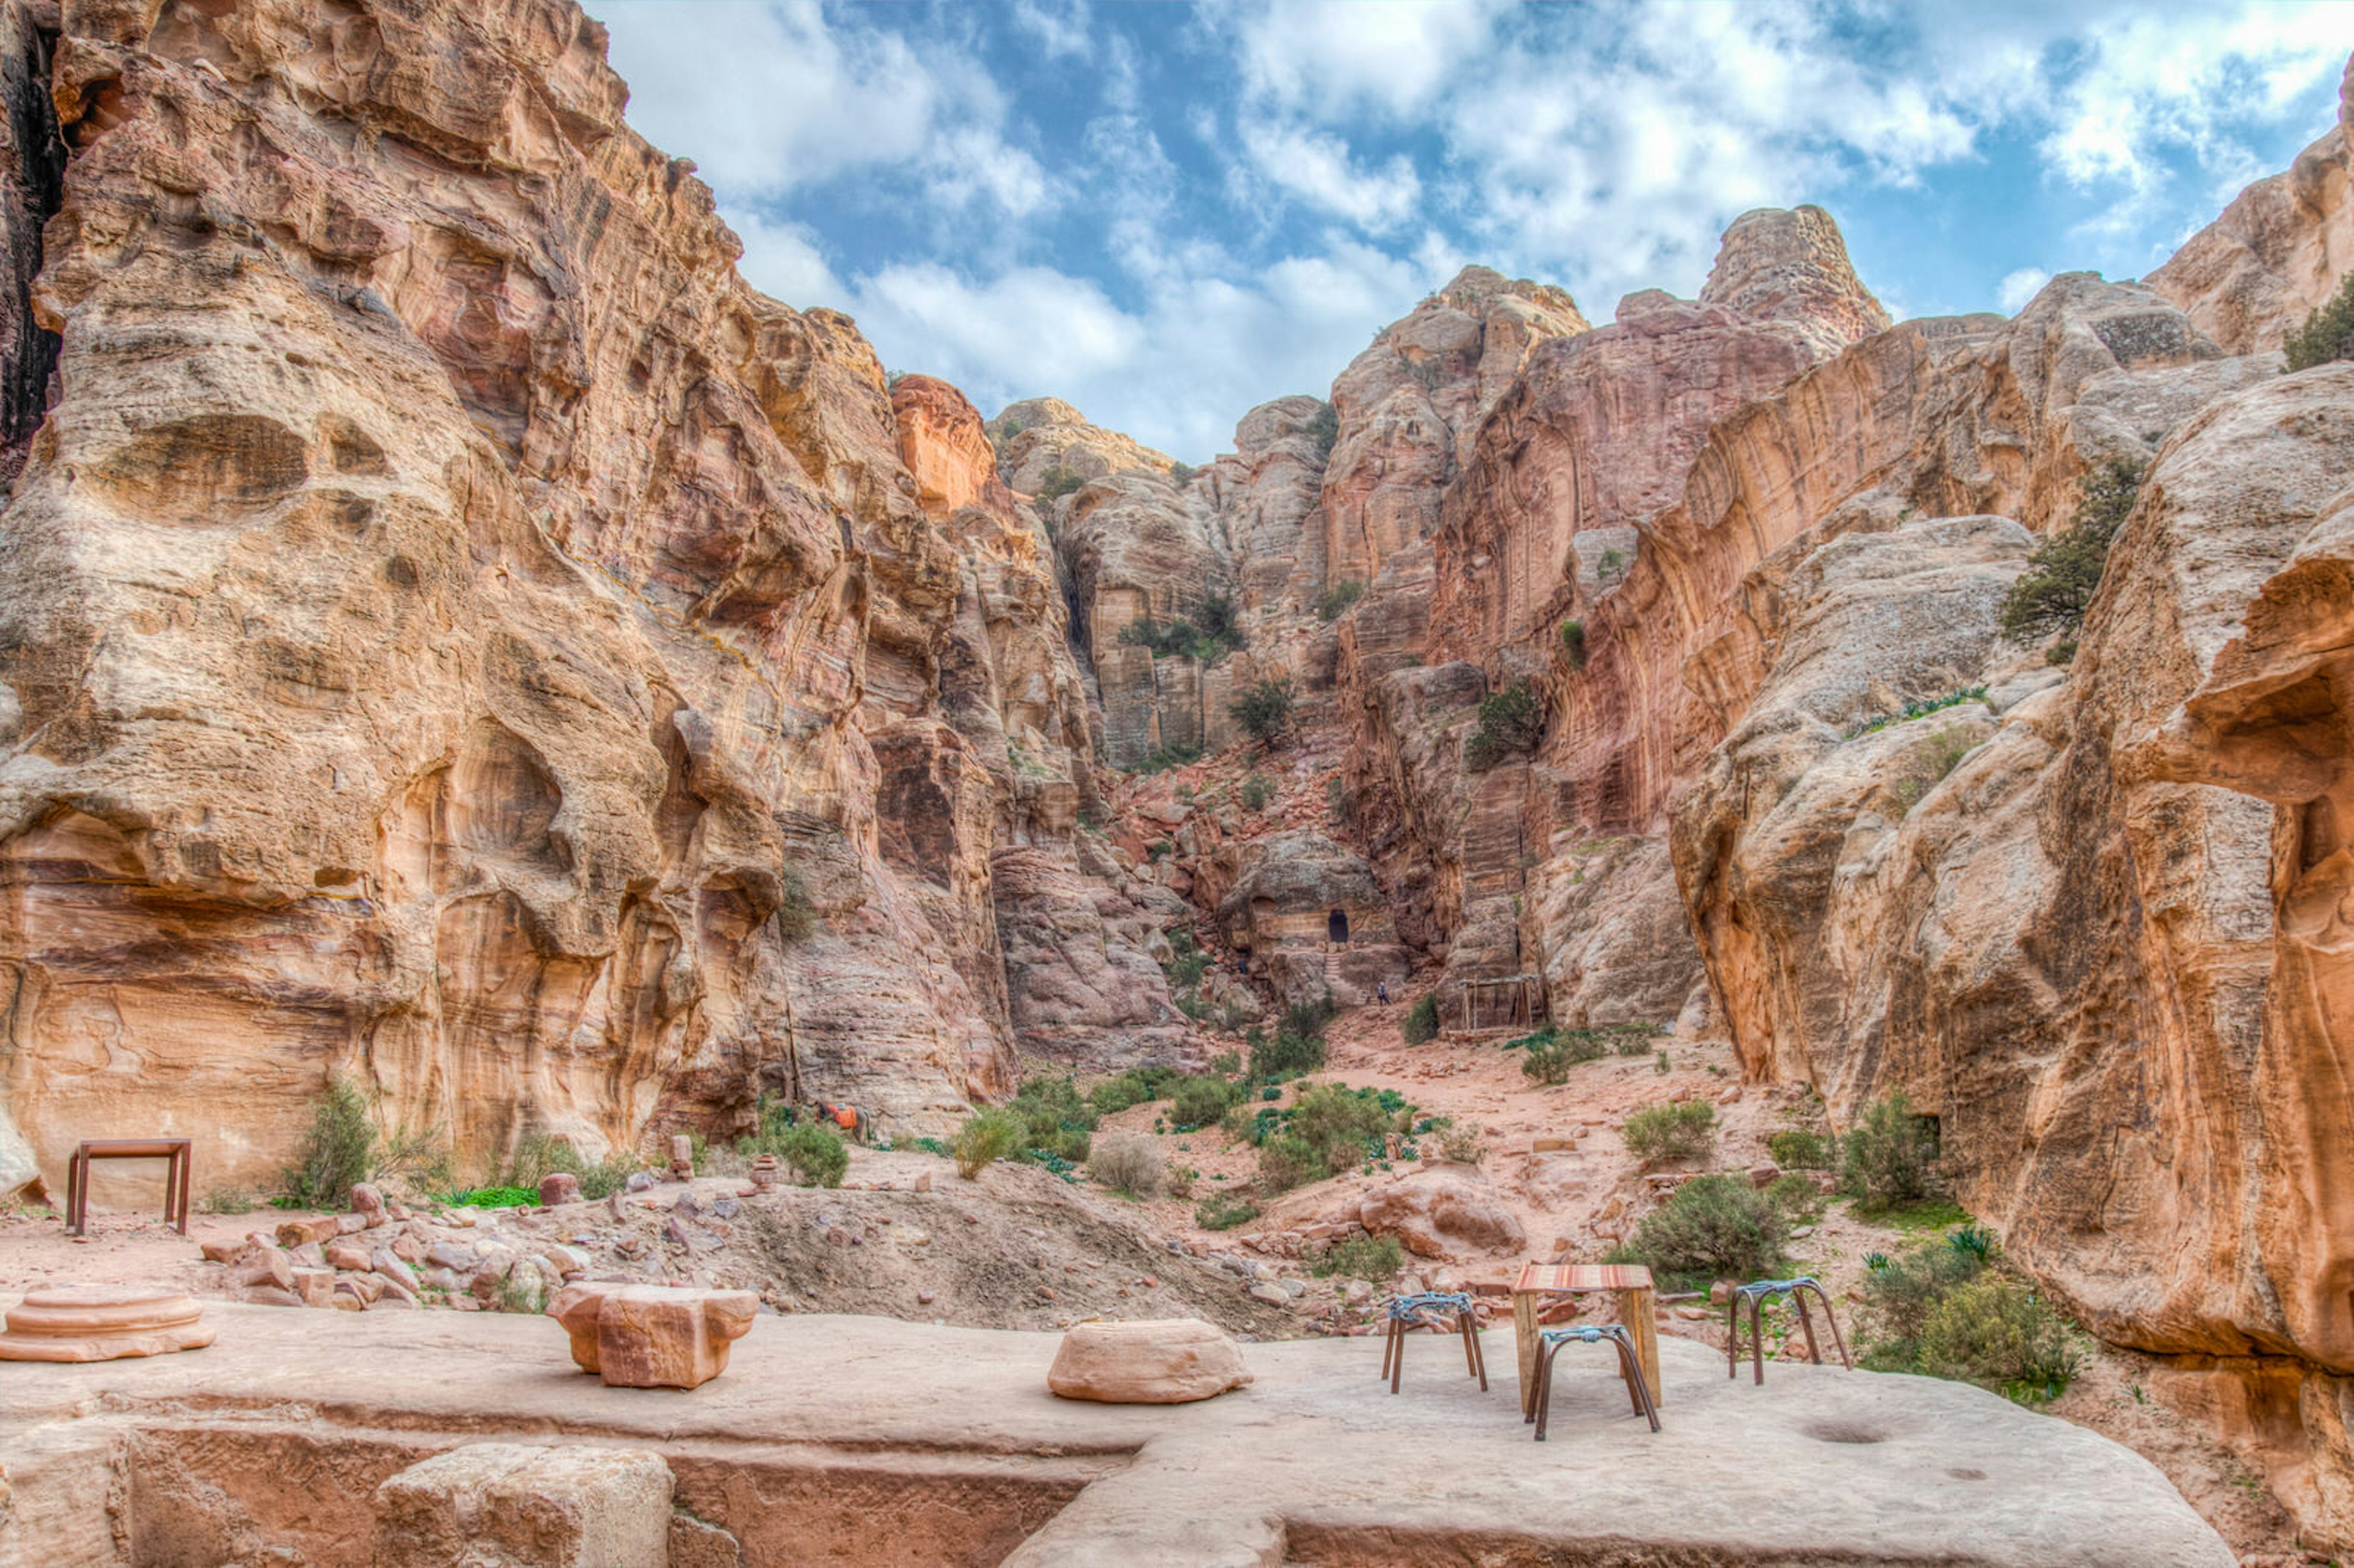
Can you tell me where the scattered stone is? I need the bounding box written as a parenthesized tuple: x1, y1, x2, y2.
(1047, 1319, 1254, 1404)
(549, 1284, 758, 1391)
(538, 1173, 582, 1207)
(376, 1442, 672, 1567)
(349, 1182, 385, 1216)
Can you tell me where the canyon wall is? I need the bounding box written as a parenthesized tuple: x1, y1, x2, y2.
(0, 0, 1181, 1199)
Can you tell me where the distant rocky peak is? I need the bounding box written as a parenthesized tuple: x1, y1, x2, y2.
(1699, 205, 1891, 352)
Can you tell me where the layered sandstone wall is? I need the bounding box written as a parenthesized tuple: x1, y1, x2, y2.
(0, 0, 1169, 1198)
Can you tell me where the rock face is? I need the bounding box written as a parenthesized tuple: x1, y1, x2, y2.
(1215, 829, 1409, 1007)
(0, 0, 1165, 1197)
(1356, 1170, 1528, 1259)
(1045, 1317, 1252, 1404)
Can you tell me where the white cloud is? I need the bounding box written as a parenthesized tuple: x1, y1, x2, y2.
(1237, 121, 1421, 230)
(1011, 0, 1092, 62)
(1223, 0, 1514, 118)
(1996, 267, 2052, 313)
(721, 208, 845, 310)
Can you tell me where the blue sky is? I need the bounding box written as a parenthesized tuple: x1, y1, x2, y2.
(584, 1, 2354, 460)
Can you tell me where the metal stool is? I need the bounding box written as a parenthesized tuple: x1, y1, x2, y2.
(1727, 1276, 1851, 1383)
(1529, 1323, 1659, 1439)
(1378, 1291, 1488, 1395)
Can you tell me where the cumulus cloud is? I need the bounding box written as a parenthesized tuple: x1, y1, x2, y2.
(588, 0, 2354, 454)
(1996, 267, 2053, 313)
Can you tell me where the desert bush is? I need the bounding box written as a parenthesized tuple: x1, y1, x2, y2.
(1621, 1100, 1716, 1164)
(1403, 992, 1439, 1045)
(1170, 1075, 1241, 1131)
(1916, 1274, 2079, 1402)
(1285, 992, 1337, 1041)
(1316, 579, 1366, 621)
(1196, 1193, 1260, 1230)
(1247, 1025, 1324, 1082)
(1167, 461, 1197, 485)
(1290, 1084, 1392, 1173)
(1464, 680, 1543, 772)
(953, 1107, 1024, 1179)
(1240, 773, 1275, 811)
(1842, 1092, 1940, 1206)
(1229, 677, 1296, 747)
(1767, 1128, 1834, 1170)
(1999, 459, 2143, 645)
(1312, 1233, 1404, 1280)
(1559, 618, 1586, 669)
(280, 1076, 381, 1209)
(1036, 465, 1087, 501)
(1618, 1174, 1786, 1282)
(1087, 1066, 1177, 1116)
(201, 1187, 257, 1216)
(1766, 1173, 1824, 1225)
(1436, 1121, 1487, 1165)
(2285, 269, 2354, 370)
(1089, 1134, 1166, 1197)
(775, 862, 817, 944)
(1257, 1133, 1323, 1193)
(768, 1123, 850, 1189)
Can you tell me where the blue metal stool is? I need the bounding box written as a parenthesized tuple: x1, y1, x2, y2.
(1727, 1276, 1851, 1383)
(1530, 1323, 1658, 1439)
(1379, 1291, 1488, 1395)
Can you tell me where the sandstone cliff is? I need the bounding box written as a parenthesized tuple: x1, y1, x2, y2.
(0, 0, 1180, 1199)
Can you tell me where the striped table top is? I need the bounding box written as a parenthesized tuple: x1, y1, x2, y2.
(1512, 1262, 1654, 1293)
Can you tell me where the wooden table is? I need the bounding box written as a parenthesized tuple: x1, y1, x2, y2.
(1511, 1262, 1660, 1416)
(66, 1138, 192, 1238)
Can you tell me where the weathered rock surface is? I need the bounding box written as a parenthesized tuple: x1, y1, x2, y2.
(988, 397, 1176, 496)
(1045, 1316, 1251, 1404)
(1214, 829, 1409, 1007)
(375, 1443, 672, 1568)
(1356, 1170, 1527, 1258)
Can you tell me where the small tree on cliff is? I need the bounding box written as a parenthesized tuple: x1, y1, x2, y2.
(2285, 270, 2354, 371)
(1229, 677, 1295, 749)
(1464, 680, 1543, 771)
(1998, 459, 2144, 648)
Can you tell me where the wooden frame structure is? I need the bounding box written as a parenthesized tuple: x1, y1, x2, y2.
(1460, 973, 1542, 1033)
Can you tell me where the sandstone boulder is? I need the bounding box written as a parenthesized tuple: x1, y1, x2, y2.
(374, 1443, 671, 1568)
(549, 1283, 758, 1390)
(1046, 1317, 1253, 1405)
(1357, 1173, 1526, 1259)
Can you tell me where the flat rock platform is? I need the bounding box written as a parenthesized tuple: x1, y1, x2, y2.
(0, 1300, 2232, 1567)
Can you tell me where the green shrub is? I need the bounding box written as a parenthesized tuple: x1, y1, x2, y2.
(1559, 618, 1586, 669)
(201, 1187, 257, 1216)
(1248, 1025, 1325, 1081)
(1089, 1133, 1165, 1197)
(1130, 742, 1202, 774)
(2000, 460, 2144, 645)
(953, 1107, 1024, 1179)
(1196, 1193, 1259, 1230)
(1402, 992, 1439, 1044)
(1518, 1027, 1608, 1085)
(1170, 1075, 1241, 1132)
(1304, 399, 1339, 458)
(1087, 1066, 1177, 1116)
(776, 862, 817, 943)
(752, 1122, 846, 1189)
(1597, 546, 1628, 582)
(1859, 1240, 1986, 1366)
(2046, 639, 2078, 666)
(1465, 680, 1542, 772)
(280, 1076, 381, 1209)
(1917, 1274, 2079, 1402)
(1621, 1101, 1716, 1164)
(1620, 1174, 1786, 1282)
(1037, 465, 1087, 501)
(1766, 1173, 1824, 1225)
(1312, 1233, 1403, 1280)
(1289, 1083, 1392, 1173)
(1436, 1121, 1485, 1165)
(2285, 270, 2354, 370)
(1257, 1133, 1322, 1193)
(1767, 1128, 1834, 1170)
(1167, 461, 1197, 485)
(1842, 1092, 1940, 1206)
(452, 1186, 541, 1210)
(1007, 1076, 1100, 1155)
(1229, 677, 1296, 747)
(1284, 992, 1337, 1042)
(1240, 773, 1275, 812)
(1316, 580, 1366, 621)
